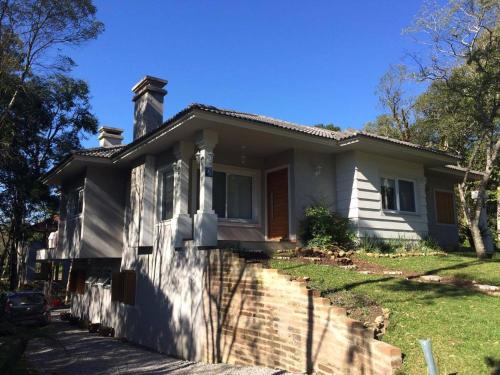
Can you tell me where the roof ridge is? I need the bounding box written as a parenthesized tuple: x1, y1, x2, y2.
(191, 103, 347, 139)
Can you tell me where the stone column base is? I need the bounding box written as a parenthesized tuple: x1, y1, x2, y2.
(194, 211, 218, 248)
(171, 214, 193, 249)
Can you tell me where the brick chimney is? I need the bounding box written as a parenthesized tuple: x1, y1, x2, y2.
(132, 76, 168, 140)
(98, 126, 123, 147)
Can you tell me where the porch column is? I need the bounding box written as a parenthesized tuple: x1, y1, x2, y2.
(171, 141, 194, 249)
(194, 129, 218, 248)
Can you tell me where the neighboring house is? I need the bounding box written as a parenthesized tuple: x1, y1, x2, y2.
(20, 216, 70, 288)
(40, 76, 473, 373)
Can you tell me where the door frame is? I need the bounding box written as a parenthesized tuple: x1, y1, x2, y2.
(264, 165, 292, 241)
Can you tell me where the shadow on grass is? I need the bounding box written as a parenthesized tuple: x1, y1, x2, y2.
(276, 261, 491, 306)
(486, 356, 500, 375)
(421, 259, 500, 277)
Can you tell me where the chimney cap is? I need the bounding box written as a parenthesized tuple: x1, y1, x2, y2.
(98, 126, 124, 147)
(132, 75, 168, 98)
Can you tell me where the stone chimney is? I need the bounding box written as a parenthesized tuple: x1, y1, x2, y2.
(132, 76, 168, 140)
(98, 126, 124, 147)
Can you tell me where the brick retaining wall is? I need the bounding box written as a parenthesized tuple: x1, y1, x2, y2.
(202, 251, 402, 374)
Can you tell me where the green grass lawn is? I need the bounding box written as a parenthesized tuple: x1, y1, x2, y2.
(357, 252, 500, 286)
(270, 259, 500, 375)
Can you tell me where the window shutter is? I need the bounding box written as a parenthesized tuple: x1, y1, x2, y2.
(123, 270, 136, 305)
(76, 270, 86, 294)
(435, 191, 455, 224)
(68, 269, 77, 292)
(111, 272, 124, 302)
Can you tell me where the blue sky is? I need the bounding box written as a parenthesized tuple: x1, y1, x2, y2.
(68, 1, 426, 148)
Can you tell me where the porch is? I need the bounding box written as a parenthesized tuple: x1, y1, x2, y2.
(144, 117, 339, 250)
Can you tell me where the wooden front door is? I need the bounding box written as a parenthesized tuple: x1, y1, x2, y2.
(267, 168, 289, 240)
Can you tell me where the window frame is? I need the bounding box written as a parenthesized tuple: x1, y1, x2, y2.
(156, 166, 174, 223)
(66, 187, 84, 219)
(434, 189, 456, 226)
(380, 176, 418, 214)
(212, 163, 260, 225)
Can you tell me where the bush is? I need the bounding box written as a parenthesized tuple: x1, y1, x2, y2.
(357, 235, 441, 253)
(299, 205, 354, 250)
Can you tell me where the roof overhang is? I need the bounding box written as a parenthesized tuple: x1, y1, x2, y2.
(339, 135, 459, 166)
(42, 155, 113, 185)
(428, 165, 484, 181)
(113, 109, 340, 163)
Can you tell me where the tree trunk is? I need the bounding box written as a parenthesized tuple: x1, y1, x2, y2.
(497, 186, 499, 248)
(470, 218, 487, 259)
(8, 239, 18, 290)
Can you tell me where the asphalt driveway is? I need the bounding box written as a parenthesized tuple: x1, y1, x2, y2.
(25, 317, 286, 375)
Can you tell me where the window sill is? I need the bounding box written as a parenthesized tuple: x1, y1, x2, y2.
(218, 219, 260, 228)
(381, 210, 419, 217)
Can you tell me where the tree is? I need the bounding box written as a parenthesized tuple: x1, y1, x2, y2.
(364, 65, 417, 142)
(314, 123, 342, 132)
(0, 0, 102, 288)
(407, 0, 499, 258)
(0, 75, 97, 289)
(0, 0, 103, 155)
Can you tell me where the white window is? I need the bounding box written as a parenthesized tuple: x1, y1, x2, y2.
(158, 168, 174, 221)
(211, 165, 258, 222)
(380, 178, 416, 213)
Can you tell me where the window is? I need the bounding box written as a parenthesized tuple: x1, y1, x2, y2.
(381, 178, 396, 210)
(398, 180, 415, 212)
(111, 270, 136, 305)
(67, 188, 83, 217)
(213, 171, 253, 220)
(380, 178, 416, 213)
(159, 169, 174, 221)
(69, 269, 86, 294)
(435, 191, 455, 224)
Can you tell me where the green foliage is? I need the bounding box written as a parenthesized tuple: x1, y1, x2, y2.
(0, 0, 103, 288)
(299, 205, 354, 249)
(313, 123, 341, 132)
(357, 235, 440, 253)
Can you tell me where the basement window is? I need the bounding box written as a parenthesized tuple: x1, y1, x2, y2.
(111, 270, 136, 305)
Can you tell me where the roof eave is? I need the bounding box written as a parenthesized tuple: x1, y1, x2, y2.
(42, 155, 113, 185)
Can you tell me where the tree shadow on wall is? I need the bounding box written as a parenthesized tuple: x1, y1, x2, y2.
(202, 249, 264, 365)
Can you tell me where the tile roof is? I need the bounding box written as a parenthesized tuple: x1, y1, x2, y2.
(73, 145, 126, 158)
(65, 104, 459, 161)
(190, 104, 344, 140)
(189, 104, 457, 158)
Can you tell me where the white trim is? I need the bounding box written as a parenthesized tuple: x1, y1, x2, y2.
(211, 163, 260, 224)
(264, 165, 293, 241)
(380, 176, 418, 214)
(433, 188, 457, 226)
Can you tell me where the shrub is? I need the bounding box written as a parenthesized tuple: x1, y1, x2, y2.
(357, 235, 441, 253)
(299, 205, 354, 250)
